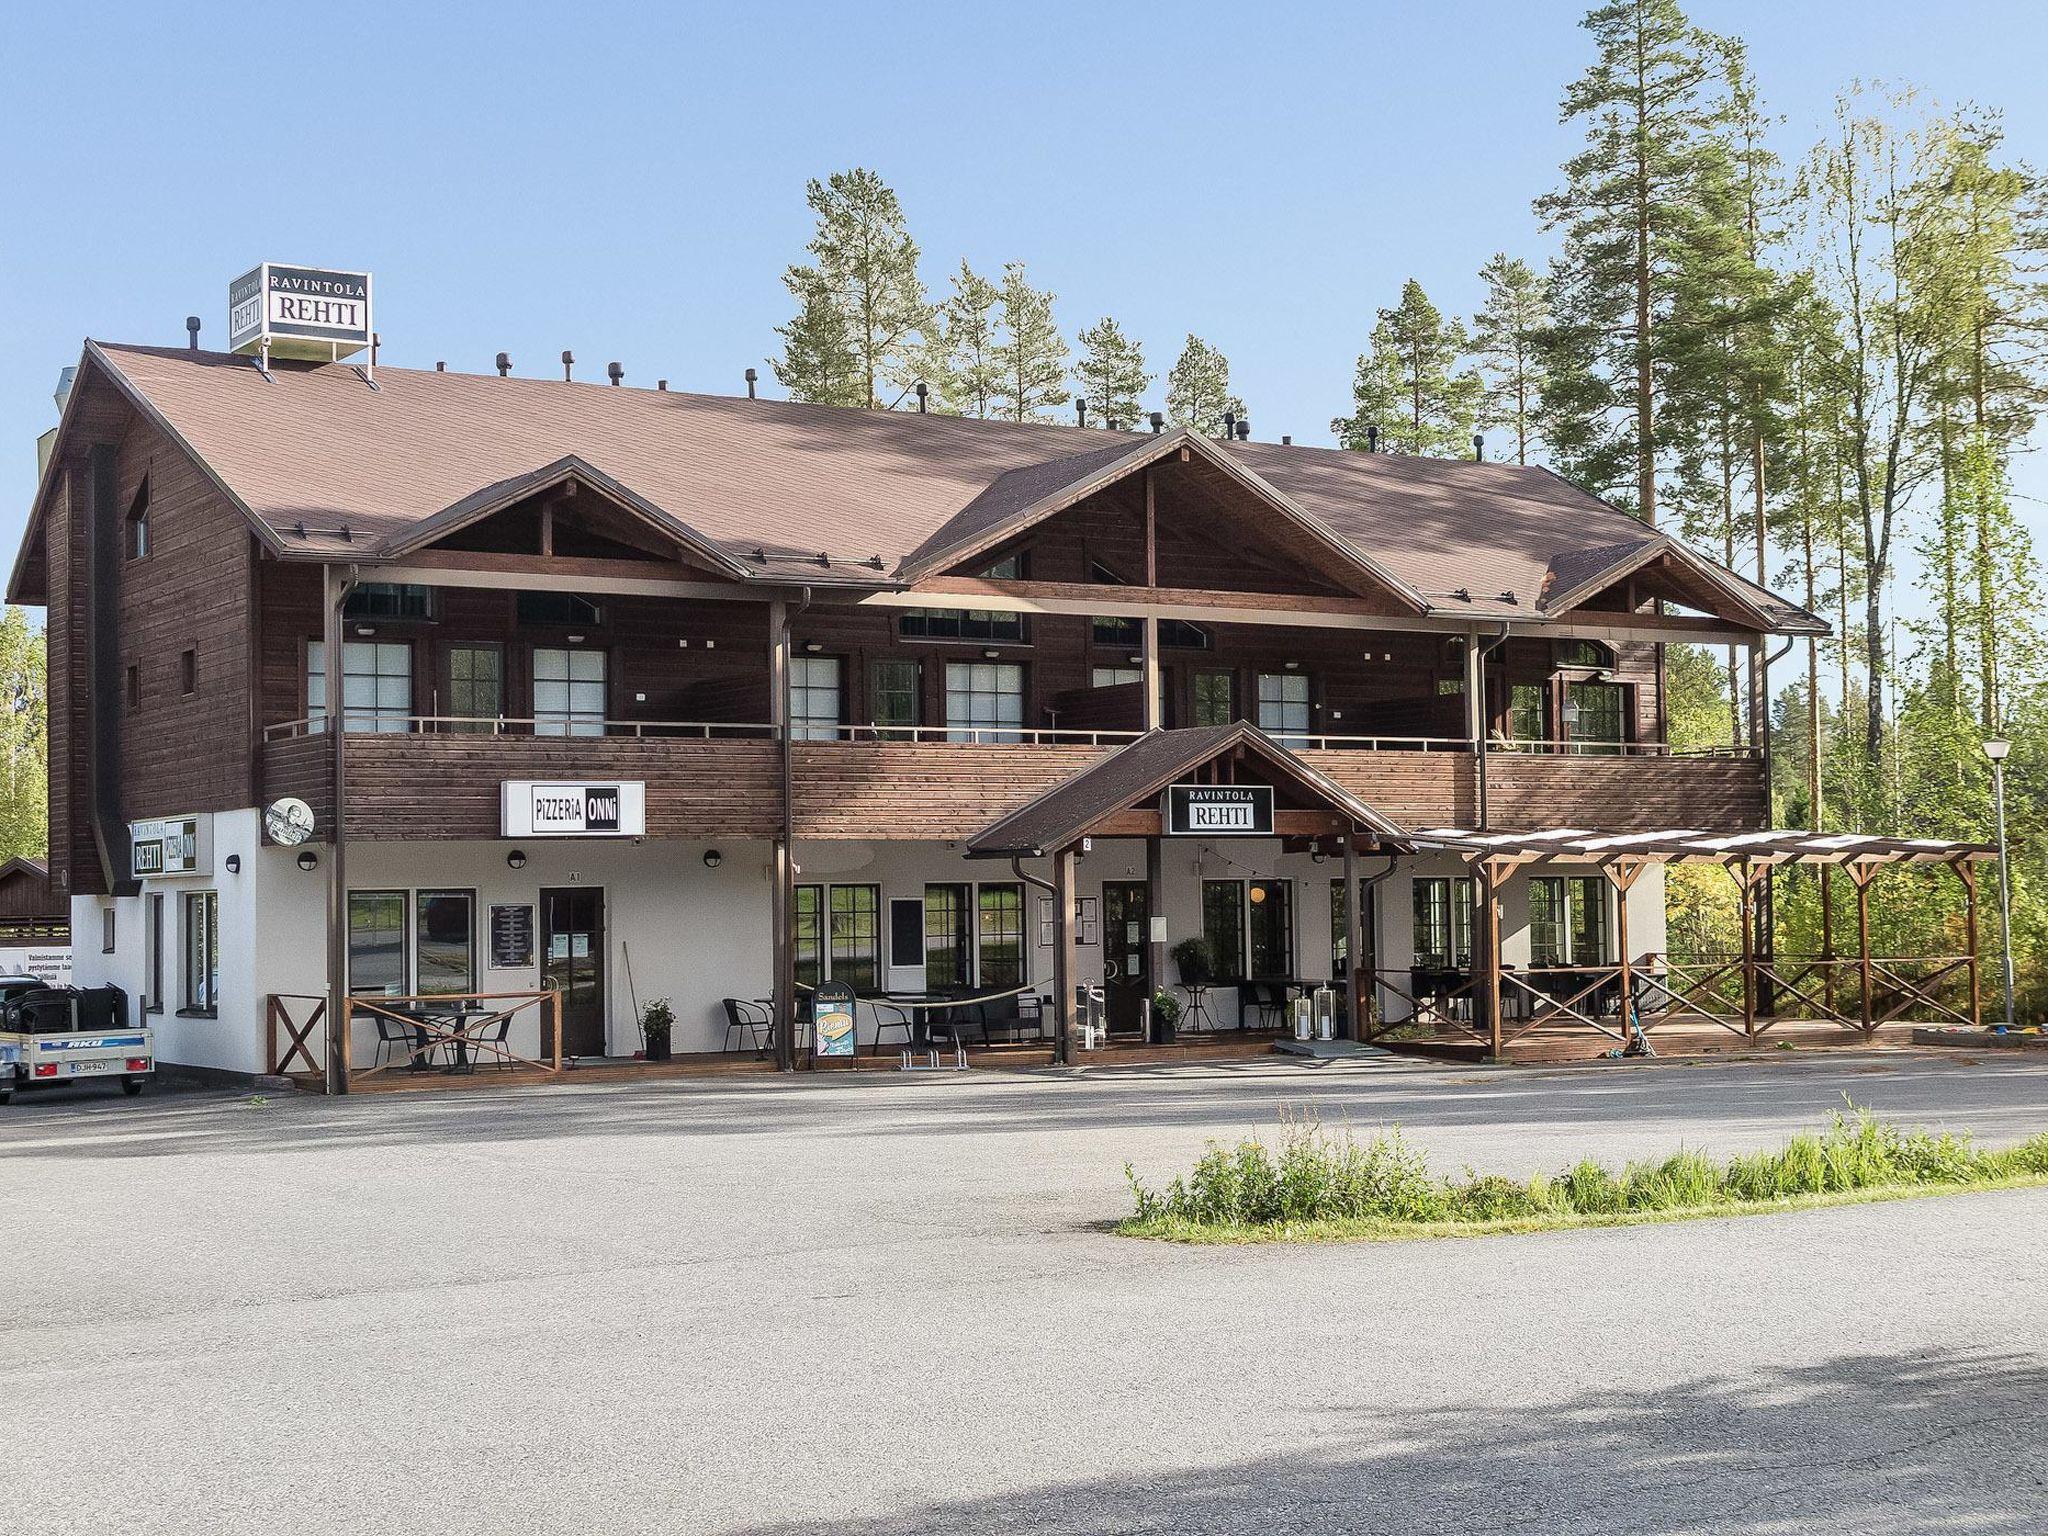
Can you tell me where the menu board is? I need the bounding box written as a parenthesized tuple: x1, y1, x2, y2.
(490, 904, 535, 969)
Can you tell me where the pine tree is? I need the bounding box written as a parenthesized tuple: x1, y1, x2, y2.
(0, 608, 46, 864)
(1332, 280, 1483, 457)
(773, 270, 862, 408)
(1535, 0, 1736, 524)
(1471, 255, 1549, 464)
(926, 260, 1003, 418)
(991, 263, 1070, 423)
(1165, 335, 1245, 434)
(775, 168, 932, 410)
(1074, 317, 1151, 429)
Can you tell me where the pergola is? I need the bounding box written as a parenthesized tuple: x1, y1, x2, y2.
(1404, 826, 1999, 1058)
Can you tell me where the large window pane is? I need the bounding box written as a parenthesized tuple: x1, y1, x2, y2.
(414, 890, 475, 996)
(794, 886, 823, 990)
(1202, 880, 1245, 980)
(181, 891, 218, 1012)
(945, 661, 1024, 743)
(870, 659, 920, 735)
(348, 891, 408, 996)
(789, 655, 842, 741)
(1412, 877, 1474, 971)
(1570, 876, 1610, 963)
(1507, 684, 1546, 750)
(898, 609, 1024, 642)
(447, 644, 503, 732)
(923, 884, 971, 989)
(976, 884, 1025, 990)
(535, 648, 606, 737)
(308, 640, 412, 733)
(1256, 671, 1310, 745)
(344, 583, 433, 621)
(1566, 681, 1626, 755)
(1247, 880, 1293, 978)
(829, 885, 880, 991)
(1192, 671, 1235, 727)
(1528, 877, 1566, 968)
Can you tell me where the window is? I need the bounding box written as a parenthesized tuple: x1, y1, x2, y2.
(446, 644, 504, 731)
(1412, 877, 1474, 971)
(1256, 671, 1310, 745)
(923, 883, 971, 989)
(1247, 879, 1293, 979)
(125, 477, 149, 560)
(1086, 562, 1209, 649)
(898, 608, 1024, 643)
(344, 583, 433, 622)
(1555, 639, 1615, 670)
(1202, 880, 1246, 980)
(179, 649, 196, 694)
(976, 884, 1026, 989)
(308, 639, 413, 733)
(870, 659, 920, 734)
(794, 886, 823, 989)
(1091, 666, 1142, 689)
(1529, 876, 1610, 966)
(348, 891, 408, 996)
(100, 905, 115, 954)
(1192, 671, 1235, 727)
(181, 890, 219, 1013)
(1565, 680, 1627, 754)
(516, 591, 604, 627)
(788, 655, 842, 741)
(945, 661, 1025, 742)
(828, 885, 880, 991)
(414, 890, 476, 997)
(146, 893, 164, 1013)
(126, 665, 139, 710)
(1330, 878, 1376, 976)
(534, 647, 606, 736)
(1506, 683, 1545, 748)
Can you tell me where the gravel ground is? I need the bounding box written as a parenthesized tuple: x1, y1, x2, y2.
(4, 1050, 2046, 1534)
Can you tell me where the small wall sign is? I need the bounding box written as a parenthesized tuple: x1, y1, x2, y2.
(489, 905, 535, 969)
(1164, 784, 1275, 837)
(500, 781, 646, 838)
(129, 816, 208, 878)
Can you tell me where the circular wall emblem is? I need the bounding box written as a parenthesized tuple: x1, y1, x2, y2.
(264, 797, 316, 847)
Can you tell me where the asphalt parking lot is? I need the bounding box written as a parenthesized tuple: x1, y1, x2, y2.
(6, 1050, 2047, 1534)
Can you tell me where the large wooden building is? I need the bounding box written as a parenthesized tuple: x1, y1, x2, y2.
(22, 327, 1976, 1085)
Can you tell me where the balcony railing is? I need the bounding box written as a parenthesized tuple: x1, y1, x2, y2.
(263, 715, 779, 741)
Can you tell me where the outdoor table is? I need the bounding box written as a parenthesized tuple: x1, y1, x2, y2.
(402, 1005, 503, 1075)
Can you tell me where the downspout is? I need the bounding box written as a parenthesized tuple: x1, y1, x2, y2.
(1472, 622, 1511, 830)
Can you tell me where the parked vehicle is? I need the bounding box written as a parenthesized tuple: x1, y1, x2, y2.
(0, 984, 148, 1103)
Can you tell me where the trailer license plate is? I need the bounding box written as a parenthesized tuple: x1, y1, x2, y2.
(67, 1060, 111, 1076)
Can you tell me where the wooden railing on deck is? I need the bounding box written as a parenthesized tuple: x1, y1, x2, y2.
(266, 989, 565, 1088)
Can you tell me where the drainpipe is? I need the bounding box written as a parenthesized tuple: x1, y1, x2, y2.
(774, 586, 812, 1071)
(323, 562, 356, 1095)
(1471, 622, 1511, 830)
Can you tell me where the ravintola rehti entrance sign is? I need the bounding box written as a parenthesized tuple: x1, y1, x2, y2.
(1163, 784, 1275, 836)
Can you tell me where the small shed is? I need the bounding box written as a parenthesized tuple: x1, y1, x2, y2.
(0, 857, 67, 940)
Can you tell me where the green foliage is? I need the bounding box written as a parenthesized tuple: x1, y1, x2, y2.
(991, 263, 1069, 423)
(925, 260, 1002, 418)
(0, 608, 45, 864)
(640, 997, 675, 1040)
(1471, 254, 1549, 464)
(1074, 317, 1151, 429)
(1123, 1106, 2048, 1236)
(1165, 334, 1245, 434)
(774, 168, 932, 409)
(1170, 936, 1217, 985)
(1332, 279, 1483, 458)
(1149, 988, 1182, 1027)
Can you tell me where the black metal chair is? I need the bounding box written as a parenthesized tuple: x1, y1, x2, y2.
(369, 1007, 430, 1070)
(869, 996, 916, 1056)
(722, 997, 771, 1054)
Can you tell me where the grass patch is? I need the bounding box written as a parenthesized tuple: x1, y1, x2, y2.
(1120, 1105, 2048, 1243)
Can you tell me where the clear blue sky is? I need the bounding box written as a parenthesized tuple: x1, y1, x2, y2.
(3, 0, 2042, 614)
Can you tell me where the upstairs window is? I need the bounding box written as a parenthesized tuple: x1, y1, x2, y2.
(516, 591, 604, 628)
(533, 647, 606, 737)
(1555, 638, 1615, 671)
(309, 639, 414, 733)
(125, 477, 150, 560)
(1087, 562, 1210, 649)
(1256, 671, 1310, 745)
(788, 655, 843, 741)
(944, 661, 1024, 743)
(899, 555, 1025, 643)
(344, 583, 434, 622)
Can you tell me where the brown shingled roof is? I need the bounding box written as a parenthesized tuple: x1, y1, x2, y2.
(18, 341, 1826, 634)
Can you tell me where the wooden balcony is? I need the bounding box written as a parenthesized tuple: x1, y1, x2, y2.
(260, 721, 1768, 844)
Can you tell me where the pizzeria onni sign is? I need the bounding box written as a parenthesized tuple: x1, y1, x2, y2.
(500, 782, 647, 838)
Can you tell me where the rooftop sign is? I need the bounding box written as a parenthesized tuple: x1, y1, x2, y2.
(228, 263, 372, 362)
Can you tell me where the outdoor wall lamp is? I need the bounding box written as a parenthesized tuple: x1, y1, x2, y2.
(803, 641, 823, 653)
(507, 849, 528, 870)
(353, 624, 376, 638)
(296, 850, 319, 872)
(982, 648, 1001, 660)
(703, 849, 723, 869)
(224, 854, 241, 875)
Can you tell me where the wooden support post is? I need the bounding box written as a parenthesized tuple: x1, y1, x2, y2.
(321, 562, 351, 1097)
(1142, 466, 1162, 731)
(1820, 864, 1836, 1015)
(1608, 860, 1639, 1041)
(1477, 860, 1503, 1059)
(1735, 860, 1757, 1042)
(1053, 845, 1076, 1065)
(1145, 833, 1165, 1041)
(1852, 863, 1876, 1035)
(551, 987, 564, 1071)
(1958, 859, 1982, 1030)
(1343, 832, 1363, 1042)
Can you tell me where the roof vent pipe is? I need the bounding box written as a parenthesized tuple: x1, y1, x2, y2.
(561, 350, 574, 382)
(435, 361, 446, 372)
(1149, 412, 1164, 434)
(657, 379, 668, 392)
(1075, 396, 1087, 427)
(745, 367, 758, 399)
(1108, 418, 1121, 433)
(1366, 424, 1379, 453)
(914, 381, 928, 413)
(607, 361, 624, 386)
(495, 352, 511, 377)
(1235, 420, 1250, 441)
(1282, 435, 1292, 446)
(1472, 433, 1484, 461)
(185, 316, 201, 351)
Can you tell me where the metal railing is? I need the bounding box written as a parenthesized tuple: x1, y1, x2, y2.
(1487, 738, 1762, 759)
(263, 715, 780, 742)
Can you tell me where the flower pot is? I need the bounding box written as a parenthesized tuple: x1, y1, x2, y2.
(646, 1036, 672, 1063)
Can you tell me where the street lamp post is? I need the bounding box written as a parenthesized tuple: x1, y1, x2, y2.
(1984, 738, 2016, 1028)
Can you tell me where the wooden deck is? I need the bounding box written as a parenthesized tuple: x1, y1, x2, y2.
(1382, 1018, 1926, 1065)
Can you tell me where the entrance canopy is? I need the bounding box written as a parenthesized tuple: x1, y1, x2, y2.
(964, 721, 1411, 859)
(1408, 826, 1996, 867)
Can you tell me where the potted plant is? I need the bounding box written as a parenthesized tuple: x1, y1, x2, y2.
(641, 997, 675, 1062)
(1171, 936, 1217, 986)
(1149, 987, 1182, 1044)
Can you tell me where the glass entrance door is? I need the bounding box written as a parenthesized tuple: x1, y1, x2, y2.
(541, 887, 606, 1056)
(1101, 882, 1151, 1034)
